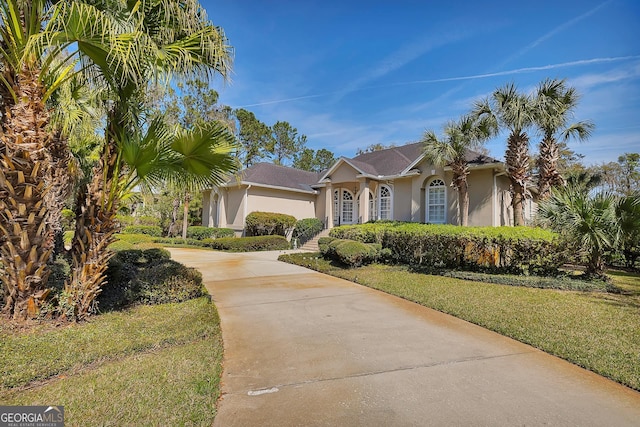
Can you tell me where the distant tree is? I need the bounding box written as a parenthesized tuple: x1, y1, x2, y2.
(314, 148, 337, 171)
(270, 121, 306, 166)
(356, 143, 396, 155)
(590, 153, 640, 196)
(293, 147, 336, 172)
(235, 108, 274, 167)
(533, 78, 593, 199)
(422, 115, 496, 226)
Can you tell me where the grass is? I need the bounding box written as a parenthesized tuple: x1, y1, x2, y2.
(0, 297, 223, 426)
(280, 253, 640, 391)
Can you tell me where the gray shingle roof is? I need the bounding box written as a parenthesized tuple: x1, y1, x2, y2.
(350, 142, 424, 175)
(228, 144, 501, 189)
(229, 162, 321, 192)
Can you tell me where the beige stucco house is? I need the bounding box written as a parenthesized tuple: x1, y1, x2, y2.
(202, 142, 535, 235)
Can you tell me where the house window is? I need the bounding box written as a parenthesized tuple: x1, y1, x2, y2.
(379, 185, 392, 220)
(427, 179, 446, 223)
(334, 189, 355, 224)
(342, 190, 354, 223)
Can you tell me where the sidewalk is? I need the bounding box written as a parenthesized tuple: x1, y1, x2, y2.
(169, 248, 640, 426)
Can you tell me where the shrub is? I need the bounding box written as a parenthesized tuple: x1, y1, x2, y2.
(293, 218, 324, 245)
(204, 235, 290, 252)
(114, 233, 156, 244)
(333, 240, 380, 267)
(101, 248, 206, 310)
(245, 211, 296, 237)
(122, 225, 163, 237)
(186, 226, 235, 240)
(320, 238, 380, 267)
(330, 223, 567, 275)
(318, 237, 336, 255)
(187, 226, 216, 240)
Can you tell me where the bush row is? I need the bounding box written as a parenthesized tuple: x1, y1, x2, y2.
(329, 222, 567, 275)
(185, 226, 235, 240)
(122, 225, 163, 237)
(245, 211, 296, 237)
(204, 235, 290, 252)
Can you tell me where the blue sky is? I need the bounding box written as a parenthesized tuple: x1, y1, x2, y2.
(202, 0, 640, 166)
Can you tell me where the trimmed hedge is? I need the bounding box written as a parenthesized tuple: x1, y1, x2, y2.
(293, 218, 324, 245)
(245, 211, 296, 237)
(101, 248, 206, 310)
(186, 226, 235, 240)
(330, 222, 568, 275)
(204, 235, 290, 252)
(319, 238, 381, 267)
(122, 225, 163, 237)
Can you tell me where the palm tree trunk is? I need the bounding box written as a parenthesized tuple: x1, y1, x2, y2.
(66, 113, 121, 320)
(505, 132, 530, 226)
(452, 163, 470, 226)
(0, 67, 54, 320)
(537, 136, 564, 200)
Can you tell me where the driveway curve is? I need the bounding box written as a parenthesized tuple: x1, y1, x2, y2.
(169, 248, 640, 427)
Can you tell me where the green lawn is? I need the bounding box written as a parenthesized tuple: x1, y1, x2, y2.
(0, 297, 223, 426)
(280, 253, 640, 391)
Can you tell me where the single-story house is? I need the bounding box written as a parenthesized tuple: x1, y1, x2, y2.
(202, 142, 536, 235)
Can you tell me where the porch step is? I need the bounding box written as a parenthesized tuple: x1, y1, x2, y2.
(298, 229, 331, 252)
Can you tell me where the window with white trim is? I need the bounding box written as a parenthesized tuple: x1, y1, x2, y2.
(427, 179, 446, 223)
(379, 185, 392, 220)
(368, 191, 376, 221)
(342, 190, 354, 223)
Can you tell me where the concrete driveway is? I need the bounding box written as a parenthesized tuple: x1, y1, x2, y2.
(168, 248, 640, 426)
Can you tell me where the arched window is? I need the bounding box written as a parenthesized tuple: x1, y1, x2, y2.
(427, 179, 446, 223)
(379, 185, 392, 220)
(333, 189, 355, 224)
(342, 190, 354, 223)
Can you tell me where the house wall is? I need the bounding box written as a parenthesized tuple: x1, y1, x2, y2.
(330, 163, 358, 183)
(467, 168, 495, 227)
(225, 186, 246, 232)
(248, 187, 317, 220)
(202, 190, 212, 227)
(392, 178, 413, 221)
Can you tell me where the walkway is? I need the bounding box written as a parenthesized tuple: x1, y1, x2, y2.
(168, 248, 640, 427)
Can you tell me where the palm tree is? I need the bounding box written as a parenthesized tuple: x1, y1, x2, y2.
(474, 83, 535, 226)
(422, 115, 496, 226)
(534, 78, 594, 199)
(538, 184, 619, 278)
(63, 118, 238, 319)
(0, 0, 127, 319)
(66, 0, 234, 320)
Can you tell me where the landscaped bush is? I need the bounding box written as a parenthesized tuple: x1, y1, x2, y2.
(293, 218, 324, 245)
(318, 236, 336, 255)
(245, 211, 296, 237)
(101, 248, 206, 311)
(330, 222, 568, 275)
(122, 225, 163, 237)
(320, 238, 380, 267)
(186, 226, 235, 240)
(204, 235, 290, 252)
(114, 233, 157, 245)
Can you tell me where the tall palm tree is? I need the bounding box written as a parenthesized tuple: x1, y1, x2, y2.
(475, 83, 535, 226)
(66, 0, 234, 320)
(534, 78, 594, 199)
(0, 0, 127, 319)
(422, 115, 496, 226)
